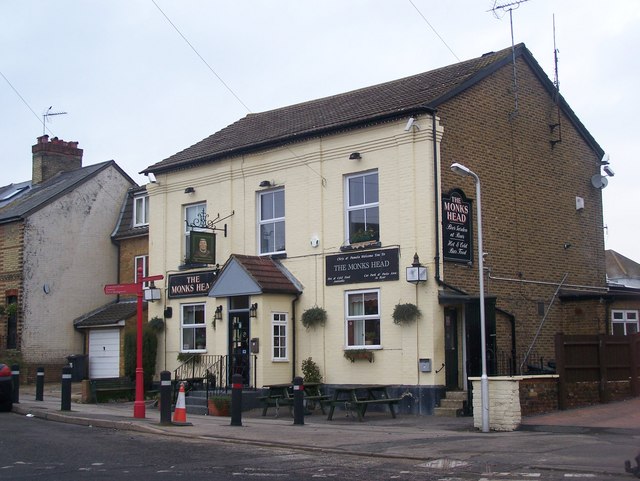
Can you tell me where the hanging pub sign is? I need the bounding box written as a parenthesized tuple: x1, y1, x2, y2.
(442, 189, 473, 263)
(189, 231, 216, 265)
(168, 270, 217, 298)
(326, 247, 399, 286)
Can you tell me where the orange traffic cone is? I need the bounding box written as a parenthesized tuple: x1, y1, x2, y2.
(172, 382, 188, 424)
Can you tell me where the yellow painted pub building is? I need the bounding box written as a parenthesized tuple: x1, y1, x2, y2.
(142, 45, 609, 414)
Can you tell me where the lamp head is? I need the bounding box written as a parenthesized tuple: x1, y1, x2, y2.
(450, 162, 471, 177)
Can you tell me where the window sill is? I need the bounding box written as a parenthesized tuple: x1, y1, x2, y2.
(260, 252, 287, 260)
(340, 241, 381, 252)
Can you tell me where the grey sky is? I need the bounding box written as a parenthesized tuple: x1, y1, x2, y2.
(2, 1, 638, 259)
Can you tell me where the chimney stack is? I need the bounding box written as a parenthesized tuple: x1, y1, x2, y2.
(32, 135, 83, 185)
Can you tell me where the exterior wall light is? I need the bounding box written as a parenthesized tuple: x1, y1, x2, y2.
(143, 281, 162, 302)
(249, 303, 258, 318)
(349, 152, 362, 160)
(214, 305, 223, 321)
(406, 253, 427, 284)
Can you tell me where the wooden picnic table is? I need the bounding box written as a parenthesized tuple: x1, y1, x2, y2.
(326, 384, 401, 422)
(259, 382, 329, 417)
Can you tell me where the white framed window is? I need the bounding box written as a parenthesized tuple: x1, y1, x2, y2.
(133, 194, 149, 227)
(184, 203, 206, 262)
(181, 303, 206, 351)
(134, 255, 149, 287)
(345, 289, 381, 348)
(345, 171, 379, 244)
(259, 188, 285, 255)
(611, 310, 639, 335)
(272, 312, 288, 360)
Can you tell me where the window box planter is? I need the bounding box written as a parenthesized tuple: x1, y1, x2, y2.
(344, 349, 374, 363)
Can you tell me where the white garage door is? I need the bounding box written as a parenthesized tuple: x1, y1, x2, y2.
(89, 329, 120, 379)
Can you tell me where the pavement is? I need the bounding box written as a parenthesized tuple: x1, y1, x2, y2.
(9, 383, 640, 478)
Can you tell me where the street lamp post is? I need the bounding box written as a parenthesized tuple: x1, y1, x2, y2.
(450, 162, 489, 433)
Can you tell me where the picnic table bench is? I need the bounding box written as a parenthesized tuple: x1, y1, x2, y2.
(89, 377, 135, 403)
(326, 384, 401, 421)
(259, 382, 330, 417)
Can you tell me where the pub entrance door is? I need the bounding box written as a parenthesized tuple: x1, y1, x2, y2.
(444, 307, 460, 389)
(228, 297, 251, 386)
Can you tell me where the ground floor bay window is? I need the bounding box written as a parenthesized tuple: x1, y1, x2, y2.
(345, 289, 380, 347)
(181, 303, 206, 351)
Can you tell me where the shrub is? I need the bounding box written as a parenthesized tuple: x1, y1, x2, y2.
(301, 357, 322, 383)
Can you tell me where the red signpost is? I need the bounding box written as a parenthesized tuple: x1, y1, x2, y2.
(104, 267, 164, 419)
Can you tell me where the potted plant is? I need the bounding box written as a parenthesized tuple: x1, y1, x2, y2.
(344, 349, 374, 363)
(301, 306, 327, 329)
(208, 395, 231, 416)
(392, 303, 422, 325)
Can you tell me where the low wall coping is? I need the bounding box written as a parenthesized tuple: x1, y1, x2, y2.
(468, 375, 559, 382)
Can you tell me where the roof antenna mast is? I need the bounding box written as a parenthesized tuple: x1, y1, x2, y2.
(549, 14, 563, 147)
(490, 0, 531, 118)
(42, 106, 67, 136)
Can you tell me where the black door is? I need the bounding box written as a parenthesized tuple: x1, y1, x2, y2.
(444, 308, 459, 389)
(229, 312, 250, 386)
(465, 298, 497, 378)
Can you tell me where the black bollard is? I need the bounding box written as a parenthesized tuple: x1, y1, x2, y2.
(11, 364, 19, 404)
(61, 366, 72, 411)
(230, 373, 243, 426)
(293, 376, 304, 425)
(159, 371, 172, 425)
(35, 367, 44, 401)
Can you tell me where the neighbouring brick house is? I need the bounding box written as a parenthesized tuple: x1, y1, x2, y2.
(140, 43, 610, 414)
(0, 136, 135, 381)
(73, 185, 150, 379)
(605, 250, 640, 335)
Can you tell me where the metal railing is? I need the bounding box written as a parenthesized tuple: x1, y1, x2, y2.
(173, 354, 257, 394)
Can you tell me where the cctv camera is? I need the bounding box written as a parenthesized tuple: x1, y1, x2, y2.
(603, 165, 615, 177)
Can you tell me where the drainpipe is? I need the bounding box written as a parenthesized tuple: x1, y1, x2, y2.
(432, 110, 441, 282)
(291, 293, 300, 381)
(430, 109, 468, 296)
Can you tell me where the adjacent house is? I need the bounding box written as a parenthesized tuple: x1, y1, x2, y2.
(73, 185, 150, 379)
(0, 136, 135, 381)
(141, 43, 609, 414)
(605, 250, 640, 335)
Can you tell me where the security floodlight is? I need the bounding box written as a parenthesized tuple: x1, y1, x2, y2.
(404, 117, 417, 131)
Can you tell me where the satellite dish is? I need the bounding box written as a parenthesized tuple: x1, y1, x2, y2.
(591, 174, 608, 189)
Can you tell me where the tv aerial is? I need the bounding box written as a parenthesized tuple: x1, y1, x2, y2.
(42, 106, 67, 135)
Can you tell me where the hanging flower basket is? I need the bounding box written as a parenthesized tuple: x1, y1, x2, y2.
(344, 349, 374, 363)
(392, 303, 422, 325)
(301, 306, 327, 329)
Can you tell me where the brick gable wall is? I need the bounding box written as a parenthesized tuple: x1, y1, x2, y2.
(439, 56, 607, 363)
